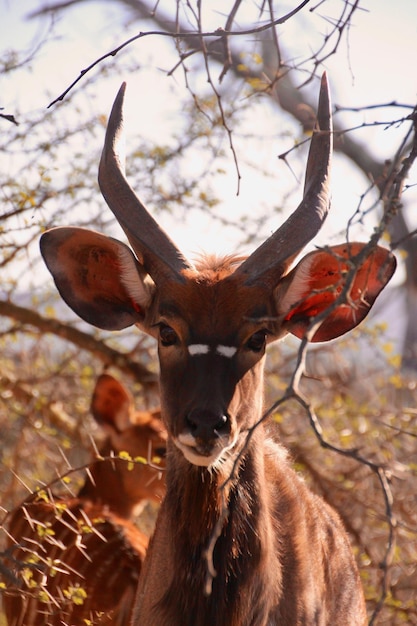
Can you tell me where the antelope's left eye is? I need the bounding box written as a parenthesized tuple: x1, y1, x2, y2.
(246, 330, 267, 353)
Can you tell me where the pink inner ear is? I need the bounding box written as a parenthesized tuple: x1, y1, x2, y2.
(284, 243, 396, 342)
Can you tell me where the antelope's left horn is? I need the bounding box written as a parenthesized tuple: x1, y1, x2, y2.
(237, 72, 332, 286)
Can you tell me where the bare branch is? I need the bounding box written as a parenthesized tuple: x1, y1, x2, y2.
(0, 300, 157, 388)
(1, 372, 77, 436)
(47, 0, 311, 107)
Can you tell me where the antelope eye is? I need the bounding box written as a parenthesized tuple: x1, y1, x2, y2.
(159, 324, 178, 347)
(246, 330, 267, 353)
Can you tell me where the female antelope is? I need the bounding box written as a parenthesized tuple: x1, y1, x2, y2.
(4, 374, 165, 626)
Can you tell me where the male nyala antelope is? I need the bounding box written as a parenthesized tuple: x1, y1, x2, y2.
(39, 74, 396, 625)
(4, 374, 166, 626)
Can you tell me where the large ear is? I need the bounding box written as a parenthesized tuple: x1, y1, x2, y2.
(40, 227, 153, 330)
(276, 242, 396, 342)
(91, 373, 134, 433)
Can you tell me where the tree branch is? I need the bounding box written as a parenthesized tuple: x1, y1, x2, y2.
(46, 0, 311, 107)
(0, 300, 157, 388)
(0, 372, 77, 436)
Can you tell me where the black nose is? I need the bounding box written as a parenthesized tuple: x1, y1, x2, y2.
(186, 409, 229, 443)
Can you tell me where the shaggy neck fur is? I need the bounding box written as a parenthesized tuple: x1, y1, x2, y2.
(158, 427, 282, 626)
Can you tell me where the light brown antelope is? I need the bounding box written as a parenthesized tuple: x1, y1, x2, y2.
(3, 373, 166, 626)
(38, 74, 396, 626)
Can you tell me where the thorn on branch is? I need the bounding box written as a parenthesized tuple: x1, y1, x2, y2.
(0, 112, 19, 126)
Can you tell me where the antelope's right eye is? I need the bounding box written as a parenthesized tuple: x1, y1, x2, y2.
(159, 324, 178, 347)
(246, 329, 267, 353)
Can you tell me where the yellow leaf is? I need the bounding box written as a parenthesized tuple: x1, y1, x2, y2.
(63, 585, 87, 605)
(388, 354, 402, 369)
(382, 342, 393, 354)
(389, 374, 403, 389)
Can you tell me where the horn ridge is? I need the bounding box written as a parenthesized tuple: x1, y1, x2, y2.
(236, 72, 333, 287)
(98, 82, 193, 284)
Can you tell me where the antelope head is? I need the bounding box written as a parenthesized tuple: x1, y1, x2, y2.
(40, 74, 396, 471)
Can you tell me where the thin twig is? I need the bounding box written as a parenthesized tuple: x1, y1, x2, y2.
(47, 0, 311, 107)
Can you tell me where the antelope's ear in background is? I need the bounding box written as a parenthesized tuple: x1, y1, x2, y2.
(91, 373, 135, 433)
(276, 243, 396, 342)
(40, 227, 154, 330)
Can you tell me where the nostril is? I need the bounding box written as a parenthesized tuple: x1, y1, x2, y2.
(215, 414, 228, 435)
(186, 410, 229, 441)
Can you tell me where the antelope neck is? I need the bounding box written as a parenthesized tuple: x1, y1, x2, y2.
(162, 430, 276, 626)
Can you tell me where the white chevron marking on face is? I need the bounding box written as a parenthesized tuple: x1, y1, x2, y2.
(188, 344, 210, 356)
(216, 345, 237, 358)
(187, 344, 237, 358)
